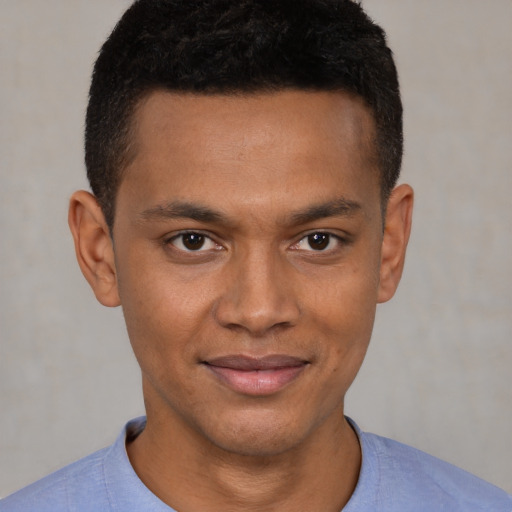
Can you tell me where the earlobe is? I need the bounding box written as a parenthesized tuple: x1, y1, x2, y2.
(377, 184, 414, 303)
(68, 191, 121, 307)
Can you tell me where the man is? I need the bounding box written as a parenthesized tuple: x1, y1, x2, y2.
(1, 0, 510, 510)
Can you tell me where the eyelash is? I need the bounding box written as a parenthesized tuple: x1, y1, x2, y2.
(165, 231, 222, 253)
(291, 232, 346, 253)
(165, 230, 347, 254)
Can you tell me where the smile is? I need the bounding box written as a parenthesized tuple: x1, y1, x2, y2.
(202, 355, 309, 396)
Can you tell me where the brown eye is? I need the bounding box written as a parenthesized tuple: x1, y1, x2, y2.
(307, 233, 330, 250)
(181, 233, 205, 250)
(169, 232, 218, 252)
(167, 232, 222, 255)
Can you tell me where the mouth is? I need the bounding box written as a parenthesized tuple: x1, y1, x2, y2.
(202, 355, 309, 396)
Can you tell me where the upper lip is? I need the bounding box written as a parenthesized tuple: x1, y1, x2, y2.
(204, 355, 308, 371)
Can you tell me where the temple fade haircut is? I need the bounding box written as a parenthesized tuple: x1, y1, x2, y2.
(86, 0, 402, 230)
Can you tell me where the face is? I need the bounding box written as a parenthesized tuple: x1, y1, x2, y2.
(106, 90, 398, 456)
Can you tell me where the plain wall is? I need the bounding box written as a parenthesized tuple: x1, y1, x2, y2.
(0, 0, 510, 496)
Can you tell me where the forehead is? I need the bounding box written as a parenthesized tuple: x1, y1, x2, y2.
(131, 89, 376, 160)
(119, 89, 380, 221)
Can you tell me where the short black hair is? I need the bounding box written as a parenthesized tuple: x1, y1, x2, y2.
(86, 0, 402, 229)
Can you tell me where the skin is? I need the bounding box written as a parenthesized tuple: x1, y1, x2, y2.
(69, 90, 413, 511)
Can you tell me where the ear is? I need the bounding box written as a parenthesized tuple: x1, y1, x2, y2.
(377, 184, 414, 303)
(68, 190, 121, 307)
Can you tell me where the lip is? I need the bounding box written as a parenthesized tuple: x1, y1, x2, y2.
(203, 355, 309, 396)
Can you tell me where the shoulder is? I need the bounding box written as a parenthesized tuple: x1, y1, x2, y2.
(0, 447, 112, 512)
(356, 428, 512, 511)
(0, 417, 150, 512)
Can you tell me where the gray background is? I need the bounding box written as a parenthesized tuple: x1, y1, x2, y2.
(0, 0, 510, 496)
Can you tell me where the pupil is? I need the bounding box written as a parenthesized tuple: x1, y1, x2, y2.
(308, 233, 329, 250)
(183, 233, 205, 250)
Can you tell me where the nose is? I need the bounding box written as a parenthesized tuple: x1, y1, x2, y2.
(214, 247, 301, 336)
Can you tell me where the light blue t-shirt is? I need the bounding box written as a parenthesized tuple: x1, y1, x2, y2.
(1, 417, 510, 511)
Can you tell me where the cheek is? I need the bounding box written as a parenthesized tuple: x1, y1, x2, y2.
(303, 249, 381, 373)
(115, 254, 209, 368)
(316, 289, 376, 376)
(307, 257, 380, 334)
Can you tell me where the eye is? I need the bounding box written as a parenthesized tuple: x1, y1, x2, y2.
(293, 232, 340, 252)
(168, 232, 219, 252)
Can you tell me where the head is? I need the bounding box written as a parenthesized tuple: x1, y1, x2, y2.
(85, 0, 403, 230)
(70, 0, 412, 459)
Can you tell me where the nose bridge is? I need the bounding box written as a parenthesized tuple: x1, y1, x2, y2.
(214, 242, 299, 335)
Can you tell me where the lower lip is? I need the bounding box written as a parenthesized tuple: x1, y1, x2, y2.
(205, 364, 307, 396)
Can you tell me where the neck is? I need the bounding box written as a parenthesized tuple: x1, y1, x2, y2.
(127, 406, 361, 512)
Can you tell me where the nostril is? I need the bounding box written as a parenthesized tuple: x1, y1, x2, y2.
(213, 293, 300, 335)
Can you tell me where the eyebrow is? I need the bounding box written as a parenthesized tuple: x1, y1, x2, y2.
(138, 197, 361, 226)
(138, 201, 227, 224)
(288, 198, 362, 225)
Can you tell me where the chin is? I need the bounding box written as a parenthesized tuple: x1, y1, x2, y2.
(198, 410, 316, 458)
(212, 431, 302, 458)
